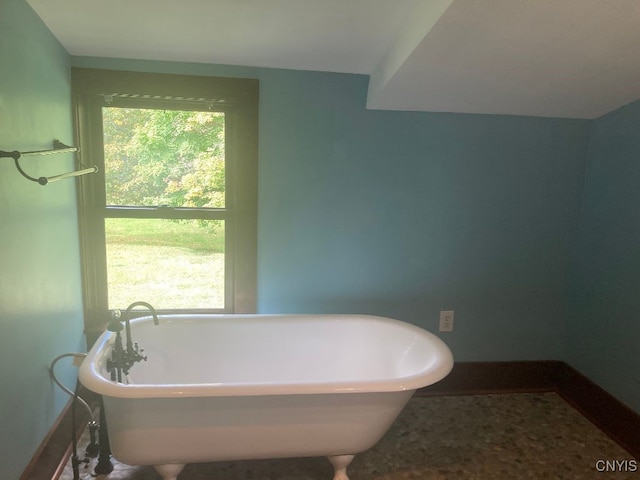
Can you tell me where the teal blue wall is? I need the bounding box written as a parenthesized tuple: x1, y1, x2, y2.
(567, 100, 640, 413)
(257, 70, 590, 362)
(73, 57, 590, 362)
(0, 1, 84, 478)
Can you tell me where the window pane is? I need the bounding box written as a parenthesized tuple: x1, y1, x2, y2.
(102, 107, 225, 208)
(105, 218, 225, 309)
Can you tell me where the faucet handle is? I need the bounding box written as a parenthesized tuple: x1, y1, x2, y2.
(133, 342, 147, 362)
(107, 309, 124, 332)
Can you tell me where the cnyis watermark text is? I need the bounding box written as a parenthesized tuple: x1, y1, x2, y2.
(595, 459, 637, 473)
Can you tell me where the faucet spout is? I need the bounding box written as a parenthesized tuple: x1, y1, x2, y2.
(122, 301, 157, 351)
(125, 301, 159, 325)
(106, 301, 159, 381)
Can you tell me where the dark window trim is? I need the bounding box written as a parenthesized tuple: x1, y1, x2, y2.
(72, 68, 258, 340)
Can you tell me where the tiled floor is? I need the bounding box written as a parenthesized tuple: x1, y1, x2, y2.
(60, 393, 636, 480)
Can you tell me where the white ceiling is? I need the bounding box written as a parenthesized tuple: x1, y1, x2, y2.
(27, 0, 640, 119)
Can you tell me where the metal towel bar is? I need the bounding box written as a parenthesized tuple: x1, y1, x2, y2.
(0, 139, 97, 185)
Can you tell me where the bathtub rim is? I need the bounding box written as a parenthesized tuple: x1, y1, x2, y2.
(79, 314, 454, 399)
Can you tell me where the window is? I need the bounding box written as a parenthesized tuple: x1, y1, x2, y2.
(72, 69, 258, 337)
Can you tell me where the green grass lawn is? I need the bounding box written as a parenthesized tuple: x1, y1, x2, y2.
(106, 218, 224, 253)
(105, 218, 225, 309)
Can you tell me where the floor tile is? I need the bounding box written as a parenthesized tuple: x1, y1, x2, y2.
(59, 393, 637, 480)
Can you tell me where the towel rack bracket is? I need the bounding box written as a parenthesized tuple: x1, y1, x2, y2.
(1, 139, 97, 186)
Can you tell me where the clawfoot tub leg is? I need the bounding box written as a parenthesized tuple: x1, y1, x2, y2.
(327, 454, 355, 480)
(154, 463, 185, 480)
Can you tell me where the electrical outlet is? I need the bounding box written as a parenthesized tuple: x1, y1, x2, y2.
(439, 310, 454, 332)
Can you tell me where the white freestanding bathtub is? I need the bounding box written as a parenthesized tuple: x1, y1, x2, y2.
(79, 314, 453, 480)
